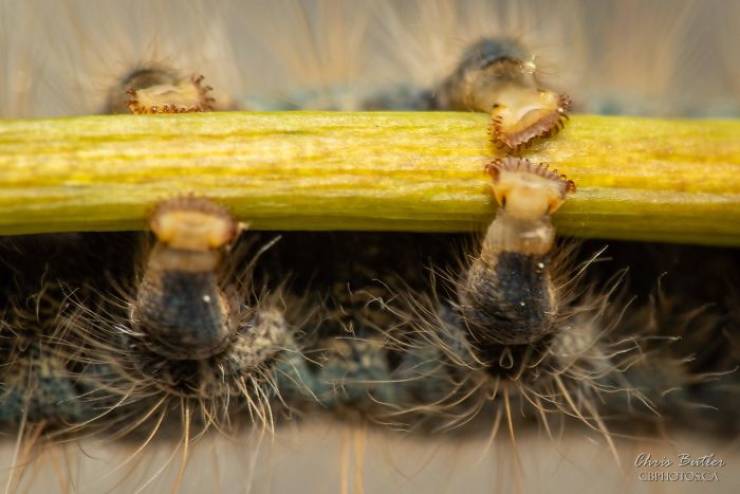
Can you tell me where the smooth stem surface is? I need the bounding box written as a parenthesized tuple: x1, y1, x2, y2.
(0, 111, 738, 245)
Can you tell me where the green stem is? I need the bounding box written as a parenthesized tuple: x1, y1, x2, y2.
(0, 112, 738, 245)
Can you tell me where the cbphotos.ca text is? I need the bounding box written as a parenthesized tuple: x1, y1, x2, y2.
(634, 452, 726, 482)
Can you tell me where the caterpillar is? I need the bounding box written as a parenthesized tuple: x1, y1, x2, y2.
(1, 1, 738, 493)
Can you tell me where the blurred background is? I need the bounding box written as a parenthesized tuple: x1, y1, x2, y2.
(1, 419, 738, 493)
(0, 1, 738, 492)
(1, 0, 738, 118)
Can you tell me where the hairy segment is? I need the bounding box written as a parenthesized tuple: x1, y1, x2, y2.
(436, 38, 571, 151)
(133, 197, 240, 360)
(55, 197, 310, 443)
(102, 63, 217, 114)
(459, 157, 575, 348)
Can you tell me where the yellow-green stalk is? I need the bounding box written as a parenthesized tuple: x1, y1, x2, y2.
(0, 112, 738, 245)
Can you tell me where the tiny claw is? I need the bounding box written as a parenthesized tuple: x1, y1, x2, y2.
(486, 157, 575, 220)
(126, 74, 216, 114)
(490, 89, 571, 151)
(150, 196, 238, 251)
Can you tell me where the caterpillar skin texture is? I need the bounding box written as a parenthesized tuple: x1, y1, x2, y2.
(430, 38, 571, 151)
(363, 37, 571, 151)
(0, 304, 88, 425)
(0, 233, 129, 428)
(59, 197, 313, 438)
(301, 158, 642, 435)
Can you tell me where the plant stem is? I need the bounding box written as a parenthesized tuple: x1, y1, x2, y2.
(0, 111, 738, 245)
